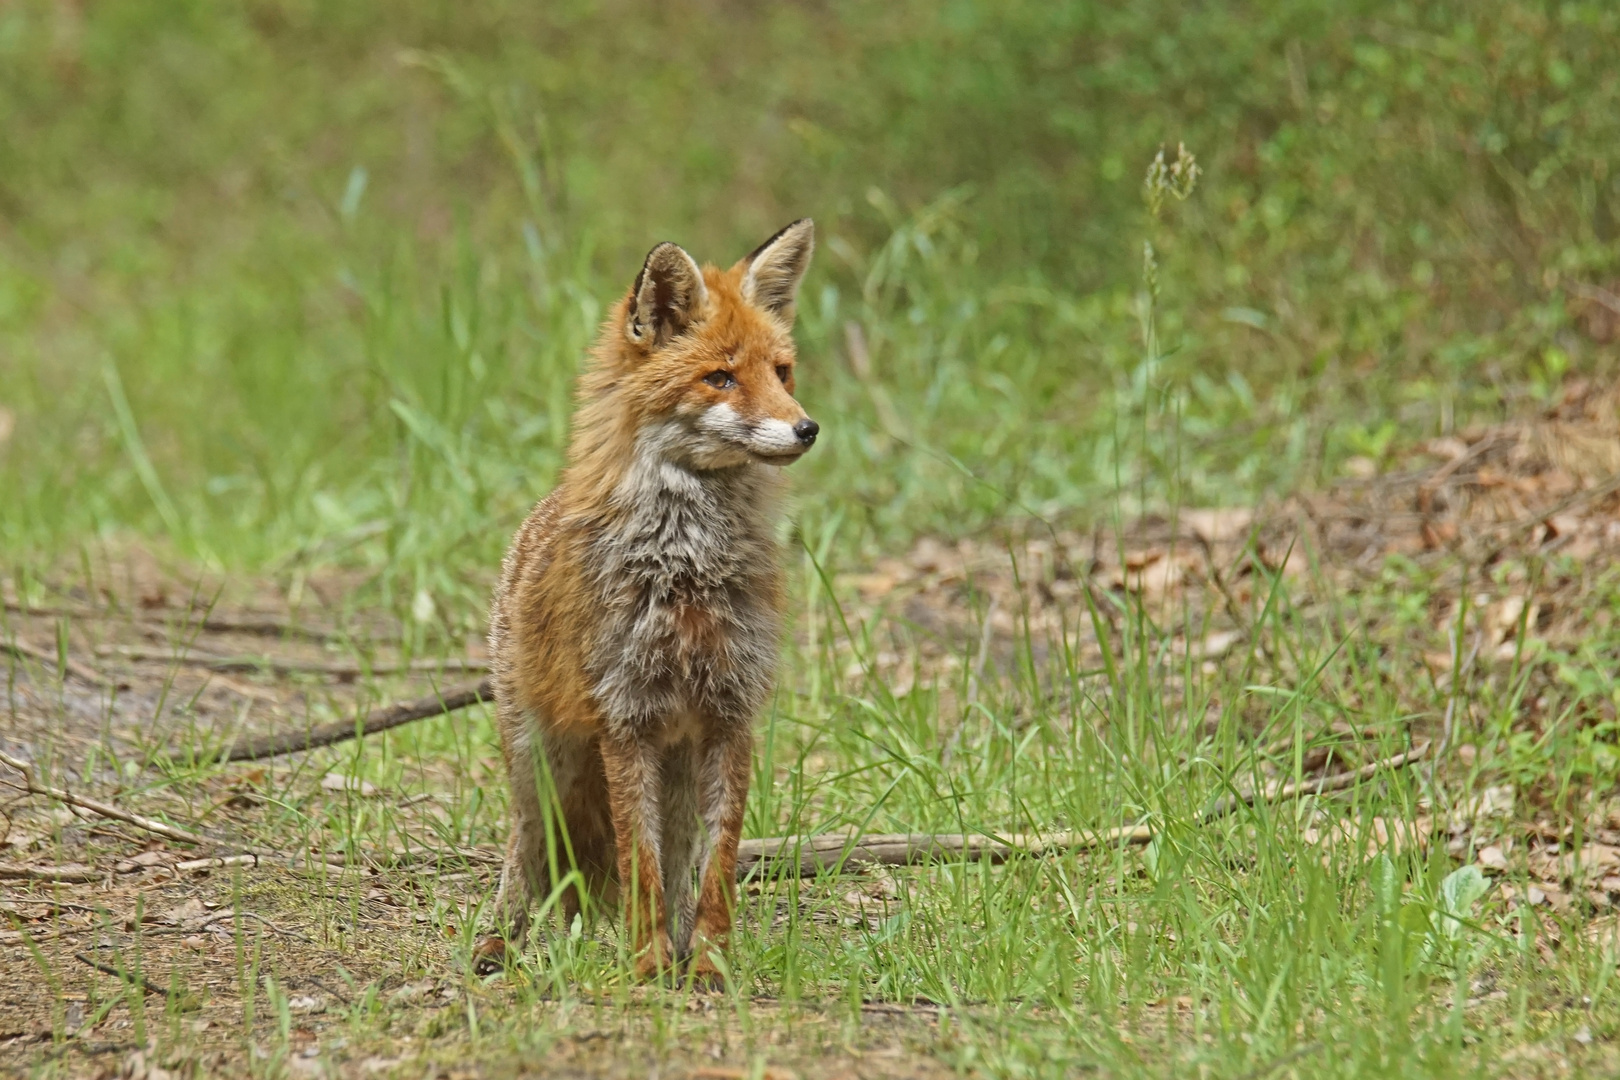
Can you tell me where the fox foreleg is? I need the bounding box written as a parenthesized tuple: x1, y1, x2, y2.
(599, 732, 676, 981)
(687, 726, 753, 989)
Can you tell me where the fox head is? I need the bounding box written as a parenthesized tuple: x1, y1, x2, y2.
(603, 219, 818, 471)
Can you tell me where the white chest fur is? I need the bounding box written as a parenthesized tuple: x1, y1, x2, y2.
(585, 429, 783, 735)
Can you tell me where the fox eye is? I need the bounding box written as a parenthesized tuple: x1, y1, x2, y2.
(703, 370, 736, 390)
(775, 365, 791, 384)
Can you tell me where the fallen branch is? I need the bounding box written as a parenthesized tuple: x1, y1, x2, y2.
(72, 952, 176, 999)
(0, 927, 73, 946)
(1202, 739, 1432, 821)
(98, 644, 487, 678)
(0, 862, 100, 884)
(738, 741, 1431, 877)
(4, 597, 371, 644)
(2, 638, 112, 688)
(735, 826, 1149, 877)
(184, 613, 359, 642)
(223, 677, 493, 761)
(198, 908, 291, 936)
(173, 854, 261, 873)
(0, 750, 206, 848)
(2, 744, 1433, 893)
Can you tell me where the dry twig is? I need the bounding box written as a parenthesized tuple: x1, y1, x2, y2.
(0, 862, 100, 883)
(223, 678, 493, 761)
(739, 741, 1431, 877)
(1200, 740, 1430, 821)
(185, 613, 355, 641)
(2, 638, 112, 687)
(0, 750, 206, 847)
(98, 644, 487, 677)
(72, 952, 176, 999)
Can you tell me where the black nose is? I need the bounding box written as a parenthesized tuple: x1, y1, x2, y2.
(793, 418, 819, 445)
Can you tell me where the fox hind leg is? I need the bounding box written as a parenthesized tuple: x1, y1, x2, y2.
(554, 735, 617, 931)
(477, 714, 548, 973)
(477, 727, 611, 973)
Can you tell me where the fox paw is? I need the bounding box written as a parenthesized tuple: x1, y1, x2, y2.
(685, 943, 728, 993)
(631, 935, 678, 983)
(685, 965, 726, 993)
(472, 935, 509, 976)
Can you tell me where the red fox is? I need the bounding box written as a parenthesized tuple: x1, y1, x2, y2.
(474, 221, 818, 985)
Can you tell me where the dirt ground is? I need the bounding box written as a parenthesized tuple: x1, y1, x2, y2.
(9, 380, 1620, 1077)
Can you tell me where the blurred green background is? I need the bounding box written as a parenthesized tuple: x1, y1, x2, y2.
(2, 0, 1617, 622)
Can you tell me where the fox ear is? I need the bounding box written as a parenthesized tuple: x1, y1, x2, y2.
(626, 242, 707, 348)
(741, 218, 814, 325)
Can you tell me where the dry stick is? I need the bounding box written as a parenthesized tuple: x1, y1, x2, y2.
(1, 638, 113, 688)
(1421, 469, 1620, 571)
(173, 854, 260, 873)
(1192, 530, 1278, 670)
(186, 613, 363, 642)
(738, 741, 1432, 878)
(0, 927, 73, 945)
(0, 862, 100, 884)
(223, 677, 493, 761)
(1416, 430, 1504, 503)
(1199, 740, 1431, 822)
(3, 746, 1432, 884)
(735, 829, 1150, 878)
(97, 644, 487, 677)
(210, 680, 1429, 872)
(71, 952, 174, 999)
(5, 597, 358, 640)
(0, 750, 206, 848)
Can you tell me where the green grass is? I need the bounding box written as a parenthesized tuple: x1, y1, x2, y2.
(13, 532, 1620, 1077)
(6, 1, 1620, 1076)
(4, 0, 1620, 614)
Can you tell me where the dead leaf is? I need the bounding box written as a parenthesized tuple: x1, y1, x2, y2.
(1450, 787, 1515, 834)
(321, 773, 379, 797)
(1524, 883, 1572, 912)
(1192, 630, 1243, 660)
(842, 873, 904, 912)
(1344, 456, 1378, 480)
(1478, 846, 1510, 873)
(115, 850, 174, 874)
(1182, 508, 1253, 543)
(0, 820, 48, 853)
(1424, 437, 1470, 461)
(157, 897, 208, 926)
(1530, 843, 1620, 885)
(843, 573, 898, 600)
(1585, 914, 1620, 948)
(388, 981, 437, 1006)
(116, 1048, 176, 1080)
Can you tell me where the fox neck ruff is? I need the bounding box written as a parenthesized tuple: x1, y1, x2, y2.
(580, 421, 785, 739)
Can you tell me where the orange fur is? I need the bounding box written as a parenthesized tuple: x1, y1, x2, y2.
(475, 221, 817, 986)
